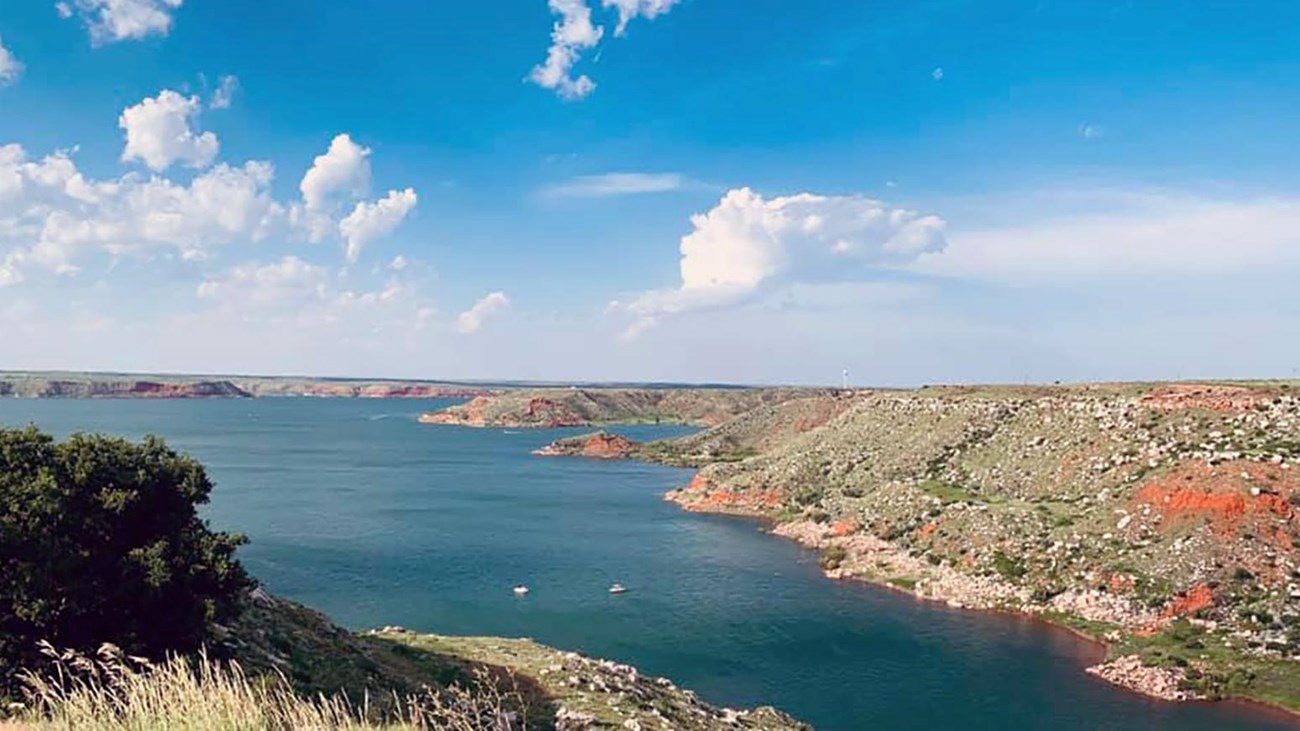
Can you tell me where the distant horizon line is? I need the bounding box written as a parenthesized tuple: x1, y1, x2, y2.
(0, 369, 1296, 392)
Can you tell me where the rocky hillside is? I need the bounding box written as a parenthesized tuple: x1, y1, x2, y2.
(537, 382, 1300, 713)
(420, 387, 832, 428)
(223, 591, 810, 731)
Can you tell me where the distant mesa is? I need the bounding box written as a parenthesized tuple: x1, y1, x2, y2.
(419, 387, 835, 429)
(0, 378, 251, 399)
(0, 372, 492, 400)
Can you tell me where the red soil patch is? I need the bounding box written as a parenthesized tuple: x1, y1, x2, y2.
(1163, 583, 1215, 618)
(535, 432, 639, 459)
(700, 489, 783, 509)
(832, 520, 862, 537)
(1139, 384, 1272, 413)
(421, 396, 493, 425)
(1106, 572, 1136, 593)
(916, 521, 939, 539)
(675, 474, 781, 512)
(1134, 460, 1298, 538)
(525, 398, 586, 427)
(576, 433, 637, 458)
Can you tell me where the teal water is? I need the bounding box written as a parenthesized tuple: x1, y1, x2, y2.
(1, 397, 1294, 731)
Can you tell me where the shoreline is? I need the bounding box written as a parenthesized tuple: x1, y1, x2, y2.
(662, 485, 1300, 724)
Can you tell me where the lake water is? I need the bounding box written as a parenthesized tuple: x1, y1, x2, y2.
(1, 397, 1293, 731)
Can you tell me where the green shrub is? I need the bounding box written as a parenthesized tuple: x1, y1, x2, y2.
(819, 545, 848, 571)
(991, 550, 1028, 580)
(0, 427, 252, 695)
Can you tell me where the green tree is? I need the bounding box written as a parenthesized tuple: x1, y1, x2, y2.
(0, 427, 251, 689)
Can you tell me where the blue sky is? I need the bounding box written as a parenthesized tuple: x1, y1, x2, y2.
(0, 0, 1298, 385)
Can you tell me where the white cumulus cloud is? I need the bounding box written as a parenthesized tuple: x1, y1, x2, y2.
(119, 90, 219, 171)
(339, 188, 418, 264)
(61, 0, 183, 45)
(0, 143, 283, 279)
(456, 291, 510, 334)
(0, 36, 23, 86)
(612, 188, 947, 335)
(299, 133, 371, 212)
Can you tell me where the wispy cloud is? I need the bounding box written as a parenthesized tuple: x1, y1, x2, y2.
(912, 189, 1300, 284)
(542, 172, 700, 199)
(1078, 122, 1104, 139)
(0, 35, 23, 86)
(210, 74, 239, 110)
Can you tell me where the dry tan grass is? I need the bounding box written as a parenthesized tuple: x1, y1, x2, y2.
(12, 642, 528, 731)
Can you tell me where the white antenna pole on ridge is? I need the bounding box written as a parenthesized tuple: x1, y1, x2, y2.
(842, 369, 849, 390)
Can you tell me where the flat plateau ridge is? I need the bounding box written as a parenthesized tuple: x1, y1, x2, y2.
(419, 387, 834, 428)
(430, 381, 1300, 713)
(0, 372, 489, 399)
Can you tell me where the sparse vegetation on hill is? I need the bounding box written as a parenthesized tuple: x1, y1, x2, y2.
(516, 382, 1300, 713)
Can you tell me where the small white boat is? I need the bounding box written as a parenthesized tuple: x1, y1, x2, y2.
(608, 583, 628, 594)
(513, 585, 530, 595)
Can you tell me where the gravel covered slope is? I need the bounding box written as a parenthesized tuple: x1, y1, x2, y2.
(639, 383, 1300, 711)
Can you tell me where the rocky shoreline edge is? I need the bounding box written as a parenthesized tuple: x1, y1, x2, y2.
(662, 485, 1297, 716)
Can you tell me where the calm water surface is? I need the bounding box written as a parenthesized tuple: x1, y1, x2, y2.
(1, 398, 1294, 731)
